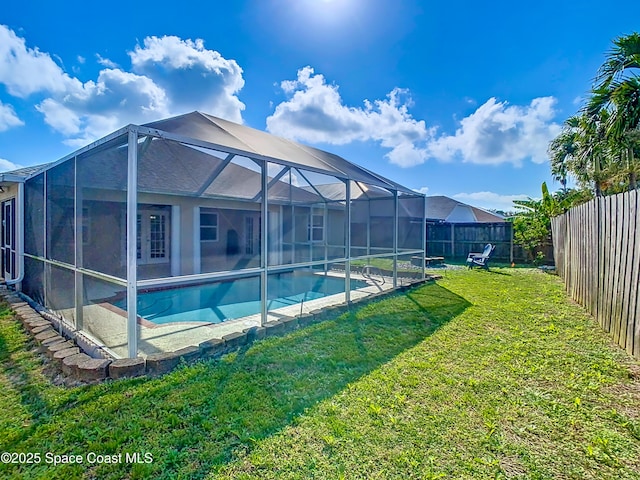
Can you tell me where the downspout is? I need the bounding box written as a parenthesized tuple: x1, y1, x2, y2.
(6, 182, 24, 287)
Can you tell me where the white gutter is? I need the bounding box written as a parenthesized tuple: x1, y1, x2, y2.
(6, 182, 24, 287)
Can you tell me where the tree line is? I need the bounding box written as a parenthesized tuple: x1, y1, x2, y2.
(549, 32, 640, 196)
(514, 33, 639, 262)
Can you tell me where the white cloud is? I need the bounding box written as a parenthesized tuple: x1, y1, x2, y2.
(36, 68, 171, 146)
(413, 186, 429, 195)
(0, 27, 246, 145)
(0, 26, 560, 170)
(0, 101, 23, 131)
(268, 67, 560, 169)
(452, 191, 529, 212)
(428, 97, 561, 166)
(0, 24, 82, 97)
(0, 158, 22, 172)
(96, 53, 118, 68)
(267, 66, 431, 167)
(36, 98, 81, 136)
(129, 35, 245, 123)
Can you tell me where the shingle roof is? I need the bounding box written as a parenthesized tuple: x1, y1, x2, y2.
(425, 196, 505, 223)
(301, 182, 394, 201)
(77, 137, 322, 203)
(0, 163, 52, 181)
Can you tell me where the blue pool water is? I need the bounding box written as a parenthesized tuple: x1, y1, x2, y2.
(115, 272, 367, 325)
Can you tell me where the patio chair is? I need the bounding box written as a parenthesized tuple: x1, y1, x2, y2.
(466, 244, 495, 269)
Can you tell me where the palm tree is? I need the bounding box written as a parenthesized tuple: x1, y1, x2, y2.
(548, 117, 578, 190)
(607, 77, 640, 189)
(595, 32, 640, 88)
(548, 32, 640, 195)
(571, 111, 611, 196)
(595, 32, 640, 191)
(548, 112, 609, 196)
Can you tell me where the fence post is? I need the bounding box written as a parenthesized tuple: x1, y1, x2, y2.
(450, 223, 455, 257)
(595, 195, 601, 324)
(509, 222, 514, 264)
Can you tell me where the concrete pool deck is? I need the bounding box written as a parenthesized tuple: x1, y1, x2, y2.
(59, 271, 421, 359)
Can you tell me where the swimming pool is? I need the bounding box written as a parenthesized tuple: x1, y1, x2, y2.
(114, 271, 368, 325)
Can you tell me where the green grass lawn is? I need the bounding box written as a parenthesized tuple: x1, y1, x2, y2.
(1, 269, 639, 479)
(351, 257, 421, 272)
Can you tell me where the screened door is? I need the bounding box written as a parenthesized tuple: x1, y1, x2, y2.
(1, 198, 15, 280)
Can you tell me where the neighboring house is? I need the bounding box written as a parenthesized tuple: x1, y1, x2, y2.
(425, 196, 506, 223)
(0, 111, 426, 359)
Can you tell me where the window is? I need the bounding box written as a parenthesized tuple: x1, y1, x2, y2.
(200, 208, 218, 242)
(307, 212, 324, 242)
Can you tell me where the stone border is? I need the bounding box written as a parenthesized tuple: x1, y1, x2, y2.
(0, 276, 437, 382)
(0, 287, 115, 384)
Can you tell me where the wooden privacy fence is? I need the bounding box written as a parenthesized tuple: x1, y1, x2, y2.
(551, 190, 640, 359)
(426, 222, 516, 262)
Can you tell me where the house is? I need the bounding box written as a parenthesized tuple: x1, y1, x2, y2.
(0, 112, 426, 359)
(425, 196, 506, 223)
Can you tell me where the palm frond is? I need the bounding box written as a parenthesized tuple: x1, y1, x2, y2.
(595, 32, 640, 88)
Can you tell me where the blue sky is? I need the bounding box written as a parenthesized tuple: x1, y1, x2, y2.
(1, 0, 640, 211)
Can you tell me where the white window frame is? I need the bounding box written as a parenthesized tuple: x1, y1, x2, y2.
(307, 211, 324, 243)
(200, 208, 219, 243)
